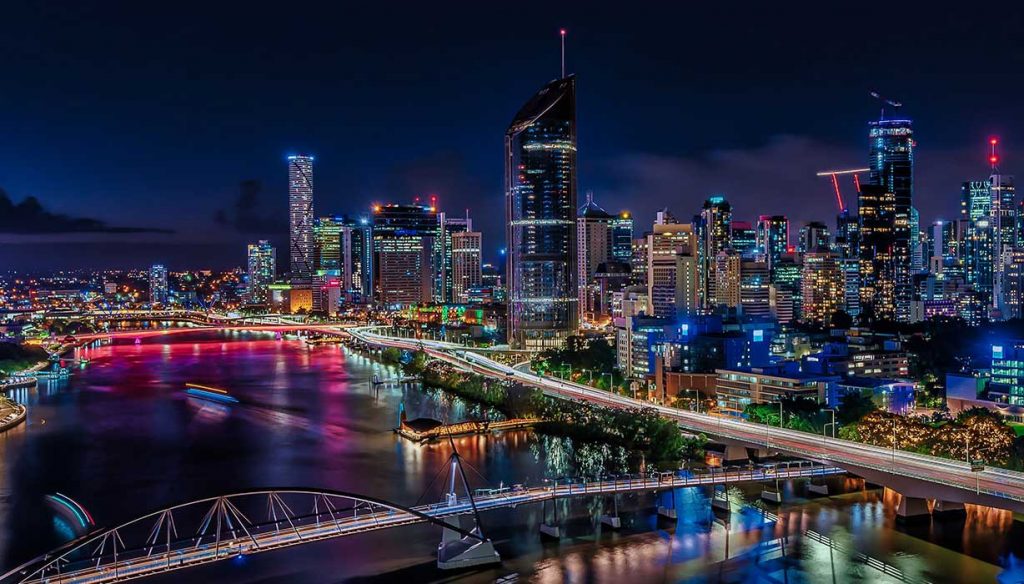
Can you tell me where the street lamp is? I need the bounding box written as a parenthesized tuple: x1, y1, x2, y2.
(687, 388, 700, 413)
(823, 408, 836, 439)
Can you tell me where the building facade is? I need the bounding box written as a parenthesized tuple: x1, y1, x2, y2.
(288, 155, 315, 287)
(505, 75, 579, 349)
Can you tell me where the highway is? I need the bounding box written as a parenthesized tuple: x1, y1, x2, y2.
(348, 328, 1024, 510)
(8, 465, 838, 584)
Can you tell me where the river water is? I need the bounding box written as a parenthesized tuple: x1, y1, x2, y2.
(1, 331, 1023, 583)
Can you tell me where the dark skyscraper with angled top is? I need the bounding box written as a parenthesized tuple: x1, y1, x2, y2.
(866, 117, 914, 321)
(505, 75, 579, 349)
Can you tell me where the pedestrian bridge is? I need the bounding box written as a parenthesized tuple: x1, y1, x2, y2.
(0, 461, 840, 584)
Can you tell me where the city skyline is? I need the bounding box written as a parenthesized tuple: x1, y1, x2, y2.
(3, 3, 1024, 270)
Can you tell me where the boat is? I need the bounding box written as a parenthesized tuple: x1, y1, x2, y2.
(184, 383, 240, 404)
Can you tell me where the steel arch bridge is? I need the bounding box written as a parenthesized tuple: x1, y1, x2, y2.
(0, 487, 487, 584)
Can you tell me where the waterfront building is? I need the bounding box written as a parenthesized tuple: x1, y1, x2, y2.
(288, 155, 315, 288)
(149, 264, 168, 305)
(246, 240, 276, 305)
(577, 193, 614, 321)
(371, 203, 439, 306)
(715, 364, 838, 416)
(505, 75, 578, 349)
(438, 212, 471, 303)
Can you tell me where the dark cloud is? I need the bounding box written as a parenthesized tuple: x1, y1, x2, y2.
(602, 135, 977, 230)
(0, 188, 173, 234)
(214, 179, 288, 235)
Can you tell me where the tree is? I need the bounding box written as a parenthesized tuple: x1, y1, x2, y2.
(836, 391, 878, 427)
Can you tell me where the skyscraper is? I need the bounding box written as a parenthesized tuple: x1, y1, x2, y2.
(990, 169, 1016, 313)
(288, 155, 315, 287)
(438, 211, 471, 303)
(697, 196, 732, 310)
(962, 180, 991, 222)
(801, 251, 843, 324)
(647, 214, 697, 319)
(756, 215, 789, 277)
(246, 241, 276, 305)
(451, 231, 483, 304)
(340, 218, 370, 302)
(610, 212, 635, 263)
(505, 75, 578, 349)
(858, 184, 897, 319)
(372, 203, 439, 306)
(149, 264, 168, 305)
(867, 118, 914, 321)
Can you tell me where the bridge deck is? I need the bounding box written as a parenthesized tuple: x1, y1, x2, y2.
(18, 465, 840, 584)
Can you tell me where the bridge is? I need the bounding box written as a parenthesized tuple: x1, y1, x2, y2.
(347, 327, 1024, 519)
(0, 448, 841, 584)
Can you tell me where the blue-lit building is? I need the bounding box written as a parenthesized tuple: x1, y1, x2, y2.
(731, 221, 757, 257)
(505, 75, 579, 349)
(991, 342, 1024, 405)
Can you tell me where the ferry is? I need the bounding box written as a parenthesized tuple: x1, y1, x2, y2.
(184, 383, 240, 404)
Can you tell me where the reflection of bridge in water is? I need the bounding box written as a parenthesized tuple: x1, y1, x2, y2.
(1, 447, 841, 584)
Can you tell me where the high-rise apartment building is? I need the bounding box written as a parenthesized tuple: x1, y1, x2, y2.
(797, 221, 831, 253)
(647, 214, 697, 319)
(451, 231, 483, 304)
(505, 75, 578, 349)
(246, 241, 276, 305)
(802, 251, 843, 324)
(739, 259, 771, 318)
(697, 196, 732, 309)
(288, 155, 315, 287)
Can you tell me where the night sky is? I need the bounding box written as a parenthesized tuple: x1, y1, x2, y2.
(2, 2, 1023, 270)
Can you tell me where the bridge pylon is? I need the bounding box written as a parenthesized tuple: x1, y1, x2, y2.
(436, 447, 501, 570)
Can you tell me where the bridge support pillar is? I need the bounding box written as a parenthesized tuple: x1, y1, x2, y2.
(657, 489, 678, 520)
(760, 489, 782, 504)
(599, 495, 621, 529)
(895, 495, 931, 523)
(932, 500, 966, 518)
(540, 499, 561, 539)
(723, 445, 750, 463)
(806, 482, 829, 496)
(437, 516, 501, 569)
(711, 488, 730, 513)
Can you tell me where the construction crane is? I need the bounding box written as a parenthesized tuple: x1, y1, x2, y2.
(815, 168, 869, 212)
(870, 90, 903, 120)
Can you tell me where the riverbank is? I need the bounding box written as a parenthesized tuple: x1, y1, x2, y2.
(375, 347, 706, 473)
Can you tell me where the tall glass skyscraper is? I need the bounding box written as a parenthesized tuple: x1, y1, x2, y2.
(505, 75, 578, 349)
(867, 118, 913, 321)
(288, 155, 315, 287)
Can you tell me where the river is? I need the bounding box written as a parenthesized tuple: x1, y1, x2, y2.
(1, 331, 1022, 583)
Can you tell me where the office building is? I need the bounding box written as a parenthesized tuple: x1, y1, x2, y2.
(867, 117, 914, 321)
(505, 75, 578, 349)
(372, 203, 439, 306)
(801, 251, 843, 324)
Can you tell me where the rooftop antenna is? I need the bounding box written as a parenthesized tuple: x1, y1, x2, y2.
(560, 28, 567, 78)
(990, 137, 1001, 172)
